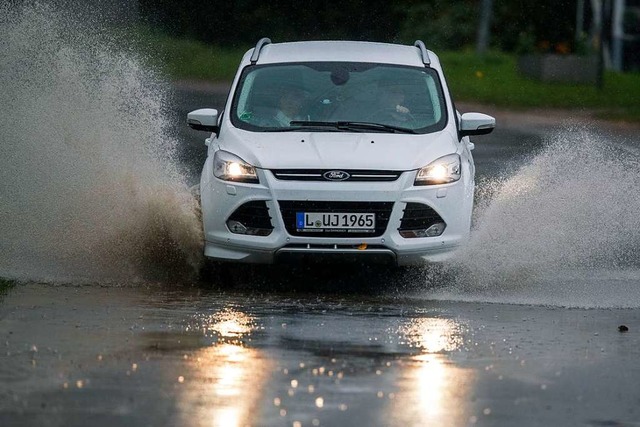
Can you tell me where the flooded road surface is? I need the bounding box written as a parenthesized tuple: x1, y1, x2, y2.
(1, 282, 640, 427)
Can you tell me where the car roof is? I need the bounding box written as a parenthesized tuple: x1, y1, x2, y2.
(243, 40, 440, 69)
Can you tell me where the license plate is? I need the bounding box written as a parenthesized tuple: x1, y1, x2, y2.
(296, 212, 375, 231)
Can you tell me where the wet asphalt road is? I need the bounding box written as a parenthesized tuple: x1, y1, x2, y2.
(1, 84, 639, 427)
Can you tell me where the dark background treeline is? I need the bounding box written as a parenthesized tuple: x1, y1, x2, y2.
(139, 0, 577, 51)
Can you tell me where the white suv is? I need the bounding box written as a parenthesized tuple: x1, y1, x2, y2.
(187, 38, 494, 266)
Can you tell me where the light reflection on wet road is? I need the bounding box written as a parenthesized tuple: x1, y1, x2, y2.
(2, 283, 640, 427)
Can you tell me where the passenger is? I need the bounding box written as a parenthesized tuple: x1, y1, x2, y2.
(370, 79, 413, 125)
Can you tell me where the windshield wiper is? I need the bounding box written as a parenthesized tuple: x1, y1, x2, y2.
(268, 122, 345, 132)
(290, 120, 416, 134)
(338, 121, 417, 134)
(284, 121, 349, 131)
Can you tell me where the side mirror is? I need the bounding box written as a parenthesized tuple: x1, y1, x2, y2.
(459, 112, 495, 138)
(187, 108, 219, 133)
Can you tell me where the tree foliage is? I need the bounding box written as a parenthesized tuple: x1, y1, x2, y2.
(139, 0, 578, 52)
(139, 0, 404, 46)
(397, 0, 478, 49)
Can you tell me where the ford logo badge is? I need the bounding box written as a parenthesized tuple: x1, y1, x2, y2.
(323, 170, 350, 181)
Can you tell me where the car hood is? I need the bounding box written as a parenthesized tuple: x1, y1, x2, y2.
(217, 127, 459, 171)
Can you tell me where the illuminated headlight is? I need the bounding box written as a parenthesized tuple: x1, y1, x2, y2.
(213, 150, 259, 184)
(414, 154, 461, 186)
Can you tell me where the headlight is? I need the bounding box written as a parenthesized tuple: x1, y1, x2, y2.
(414, 154, 461, 186)
(213, 150, 259, 184)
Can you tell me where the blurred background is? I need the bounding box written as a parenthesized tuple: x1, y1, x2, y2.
(136, 0, 639, 69)
(9, 0, 639, 121)
(124, 0, 639, 122)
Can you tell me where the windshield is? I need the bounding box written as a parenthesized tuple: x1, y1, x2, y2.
(231, 62, 448, 134)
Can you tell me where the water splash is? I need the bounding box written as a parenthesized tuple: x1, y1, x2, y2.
(426, 125, 640, 308)
(0, 3, 203, 283)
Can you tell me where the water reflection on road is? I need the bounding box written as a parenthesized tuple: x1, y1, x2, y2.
(2, 284, 640, 427)
(391, 318, 475, 427)
(176, 308, 270, 427)
(168, 302, 475, 427)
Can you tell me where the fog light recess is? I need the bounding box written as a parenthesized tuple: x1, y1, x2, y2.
(399, 222, 446, 238)
(398, 203, 446, 238)
(226, 220, 272, 236)
(226, 201, 274, 236)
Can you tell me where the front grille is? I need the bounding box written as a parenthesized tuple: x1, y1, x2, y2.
(271, 169, 402, 182)
(278, 200, 394, 237)
(228, 200, 273, 230)
(398, 203, 443, 231)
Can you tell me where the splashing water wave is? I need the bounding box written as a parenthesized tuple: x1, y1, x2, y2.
(0, 3, 203, 283)
(2, 4, 638, 307)
(424, 125, 640, 308)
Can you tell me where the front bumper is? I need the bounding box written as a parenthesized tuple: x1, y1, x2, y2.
(201, 167, 473, 266)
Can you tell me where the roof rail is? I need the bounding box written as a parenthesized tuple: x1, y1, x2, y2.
(250, 37, 272, 64)
(414, 40, 431, 66)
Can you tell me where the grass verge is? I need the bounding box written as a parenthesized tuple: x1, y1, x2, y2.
(438, 50, 640, 122)
(139, 31, 640, 123)
(136, 29, 248, 81)
(0, 279, 16, 298)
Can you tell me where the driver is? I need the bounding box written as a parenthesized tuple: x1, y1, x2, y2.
(273, 84, 307, 126)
